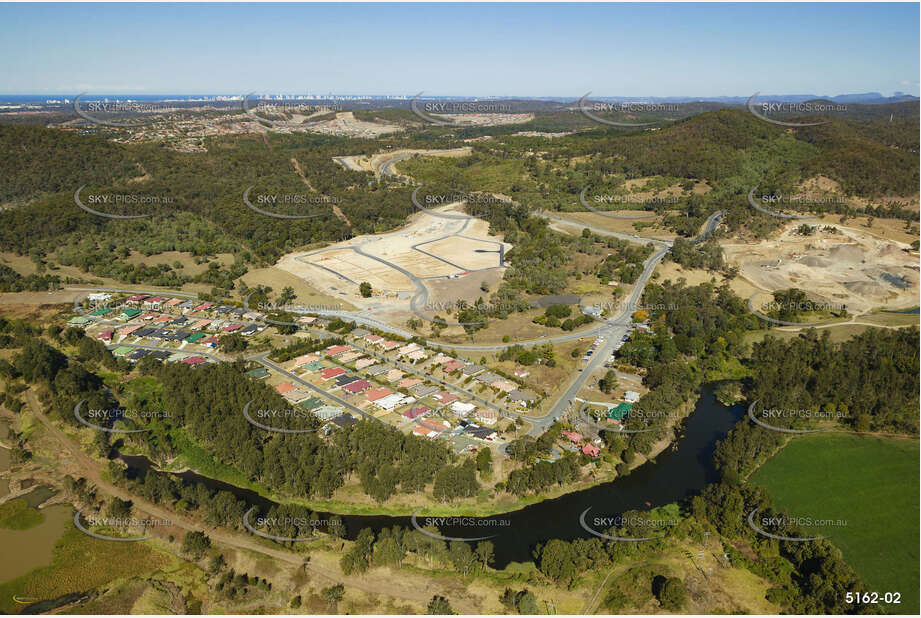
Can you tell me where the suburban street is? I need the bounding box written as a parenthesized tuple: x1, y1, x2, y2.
(72, 201, 724, 441)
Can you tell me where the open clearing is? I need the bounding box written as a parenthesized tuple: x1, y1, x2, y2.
(550, 211, 678, 242)
(724, 222, 919, 314)
(308, 111, 401, 138)
(333, 147, 472, 176)
(276, 204, 510, 309)
(749, 433, 919, 614)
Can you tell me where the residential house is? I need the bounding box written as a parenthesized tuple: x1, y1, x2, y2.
(562, 430, 583, 443)
(372, 393, 404, 411)
(365, 388, 394, 403)
(403, 406, 429, 420)
(451, 401, 476, 416)
(275, 382, 298, 395)
(320, 367, 346, 380)
(461, 364, 485, 377)
(397, 377, 423, 390)
(582, 443, 601, 457)
(443, 360, 465, 373)
(474, 408, 498, 425)
(343, 379, 371, 395)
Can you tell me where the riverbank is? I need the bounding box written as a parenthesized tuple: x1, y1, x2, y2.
(120, 388, 706, 519)
(105, 383, 745, 571)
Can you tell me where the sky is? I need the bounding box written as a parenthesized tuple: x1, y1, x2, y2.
(0, 2, 918, 97)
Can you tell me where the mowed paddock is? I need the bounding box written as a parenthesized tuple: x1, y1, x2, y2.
(749, 433, 920, 614)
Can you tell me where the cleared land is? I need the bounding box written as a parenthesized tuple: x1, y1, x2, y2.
(724, 222, 919, 314)
(308, 111, 402, 138)
(276, 204, 510, 308)
(332, 147, 472, 176)
(549, 211, 678, 242)
(749, 433, 920, 614)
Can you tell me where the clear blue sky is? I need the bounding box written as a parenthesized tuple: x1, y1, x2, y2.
(1, 2, 918, 97)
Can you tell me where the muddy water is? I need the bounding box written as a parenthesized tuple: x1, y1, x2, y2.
(0, 504, 72, 582)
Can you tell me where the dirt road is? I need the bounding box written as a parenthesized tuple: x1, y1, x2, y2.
(291, 156, 352, 227)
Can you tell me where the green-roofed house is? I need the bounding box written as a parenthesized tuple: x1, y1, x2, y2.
(303, 361, 324, 372)
(608, 402, 633, 421)
(68, 316, 93, 327)
(90, 307, 113, 317)
(122, 308, 142, 318)
(246, 367, 270, 380)
(186, 332, 207, 344)
(112, 346, 134, 357)
(297, 397, 324, 411)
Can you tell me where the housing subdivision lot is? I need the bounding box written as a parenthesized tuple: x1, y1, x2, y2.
(275, 205, 510, 309)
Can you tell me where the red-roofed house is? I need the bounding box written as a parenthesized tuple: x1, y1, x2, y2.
(365, 388, 394, 402)
(443, 360, 465, 373)
(325, 345, 350, 357)
(562, 431, 583, 443)
(403, 406, 429, 420)
(398, 377, 423, 389)
(224, 323, 243, 332)
(97, 329, 113, 342)
(321, 367, 346, 380)
(293, 354, 320, 367)
(433, 392, 458, 405)
(275, 382, 297, 394)
(379, 340, 400, 351)
(180, 356, 206, 366)
(413, 424, 437, 438)
(582, 443, 601, 457)
(126, 294, 149, 305)
(365, 334, 383, 344)
(343, 379, 371, 394)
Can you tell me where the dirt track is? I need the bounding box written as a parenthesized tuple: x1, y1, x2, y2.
(21, 389, 486, 613)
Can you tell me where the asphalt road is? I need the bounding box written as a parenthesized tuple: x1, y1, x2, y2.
(69, 202, 725, 439)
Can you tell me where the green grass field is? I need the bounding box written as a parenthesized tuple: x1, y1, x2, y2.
(749, 433, 919, 614)
(0, 497, 44, 530)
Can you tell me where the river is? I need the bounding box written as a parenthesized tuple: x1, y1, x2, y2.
(118, 385, 742, 568)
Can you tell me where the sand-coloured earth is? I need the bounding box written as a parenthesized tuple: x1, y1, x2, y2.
(275, 203, 511, 309)
(724, 223, 919, 314)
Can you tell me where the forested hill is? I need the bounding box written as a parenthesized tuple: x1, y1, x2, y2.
(0, 124, 421, 285)
(0, 103, 917, 288)
(0, 124, 142, 203)
(572, 107, 919, 196)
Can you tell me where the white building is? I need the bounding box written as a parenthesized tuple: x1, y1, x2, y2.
(373, 393, 405, 411)
(451, 401, 476, 416)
